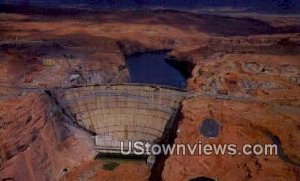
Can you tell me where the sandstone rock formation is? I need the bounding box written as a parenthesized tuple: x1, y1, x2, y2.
(0, 6, 299, 181)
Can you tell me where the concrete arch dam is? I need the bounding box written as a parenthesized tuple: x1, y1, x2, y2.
(52, 84, 188, 154)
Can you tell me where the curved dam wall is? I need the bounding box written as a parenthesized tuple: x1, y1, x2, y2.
(53, 84, 187, 153)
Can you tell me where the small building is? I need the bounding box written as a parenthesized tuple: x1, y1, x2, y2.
(199, 119, 221, 138)
(42, 59, 56, 66)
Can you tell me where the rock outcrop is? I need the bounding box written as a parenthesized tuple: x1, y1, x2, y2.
(0, 92, 96, 180)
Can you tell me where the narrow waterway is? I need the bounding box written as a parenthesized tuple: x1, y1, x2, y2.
(126, 51, 186, 88)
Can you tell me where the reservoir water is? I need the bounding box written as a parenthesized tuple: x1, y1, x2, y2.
(126, 51, 186, 88)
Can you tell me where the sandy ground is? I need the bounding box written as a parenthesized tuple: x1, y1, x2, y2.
(0, 7, 299, 181)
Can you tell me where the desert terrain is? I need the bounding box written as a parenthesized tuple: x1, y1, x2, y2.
(0, 4, 299, 181)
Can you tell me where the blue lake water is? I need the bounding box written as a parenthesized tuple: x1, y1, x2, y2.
(126, 51, 186, 88)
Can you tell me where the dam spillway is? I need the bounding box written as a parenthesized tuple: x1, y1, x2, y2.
(52, 84, 188, 154)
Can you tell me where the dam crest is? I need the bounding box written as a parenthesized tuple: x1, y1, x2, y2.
(50, 83, 188, 154)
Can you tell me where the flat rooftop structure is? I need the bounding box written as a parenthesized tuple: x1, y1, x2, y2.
(199, 119, 220, 138)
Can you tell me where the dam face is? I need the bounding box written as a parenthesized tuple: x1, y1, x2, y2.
(53, 84, 187, 154)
